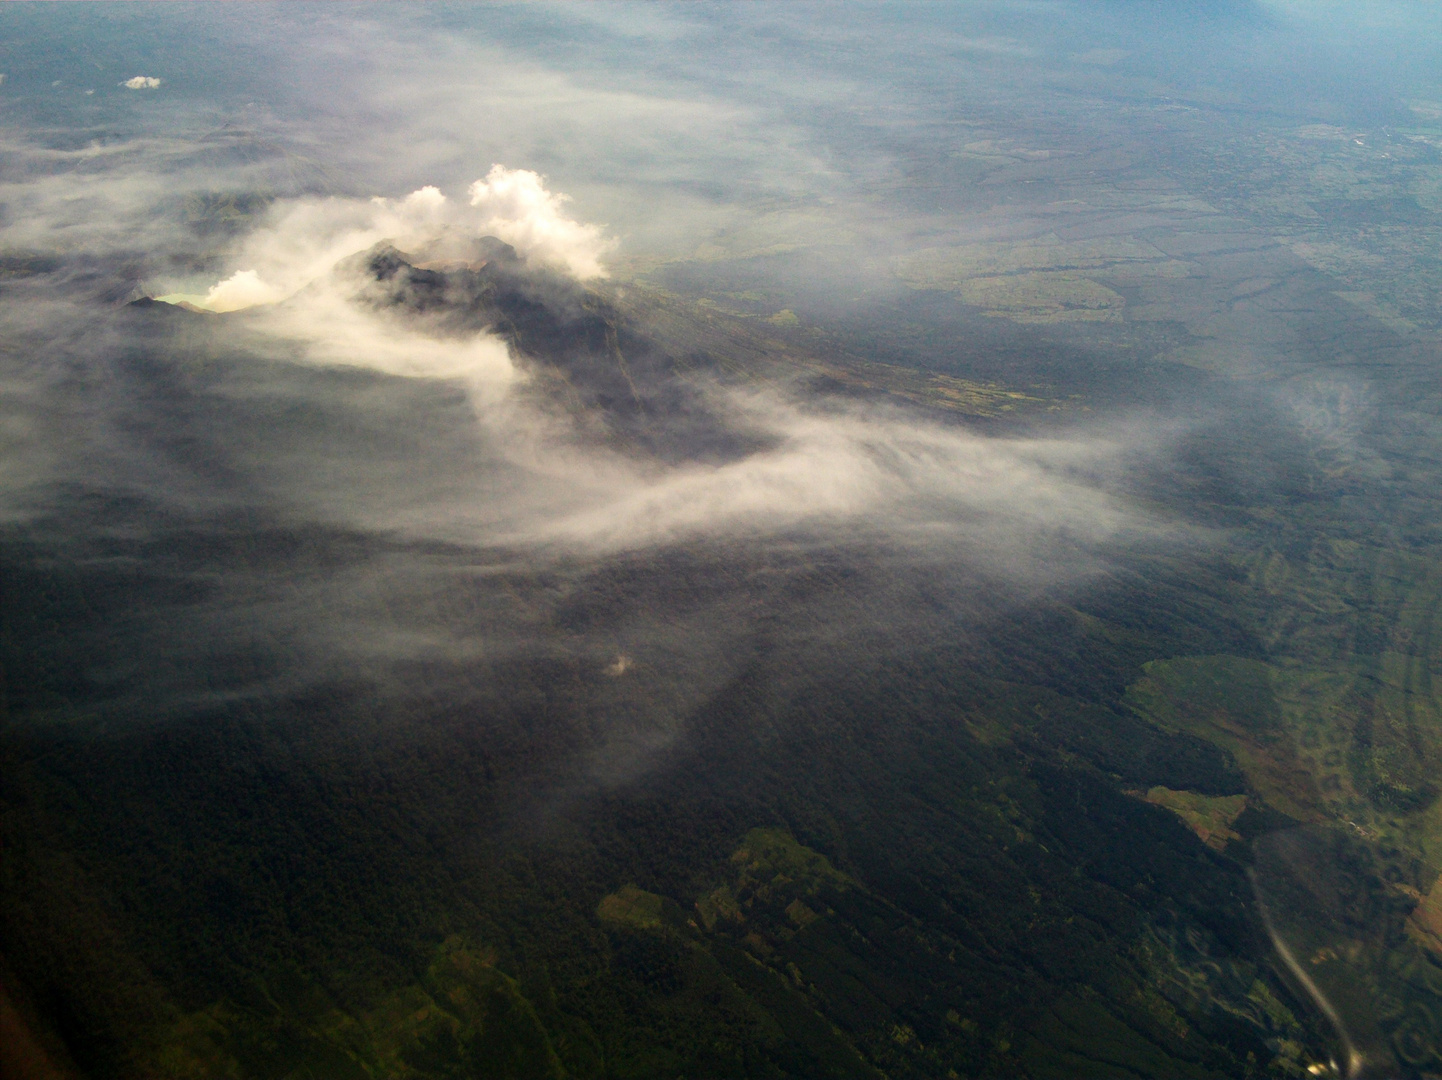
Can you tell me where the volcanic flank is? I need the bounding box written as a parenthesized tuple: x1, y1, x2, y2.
(349, 239, 772, 464)
(147, 237, 771, 468)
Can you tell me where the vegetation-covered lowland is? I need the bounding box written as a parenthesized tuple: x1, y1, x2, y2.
(8, 4, 1442, 1079)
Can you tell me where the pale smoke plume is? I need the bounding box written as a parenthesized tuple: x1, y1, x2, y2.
(121, 76, 162, 89)
(517, 400, 1135, 558)
(258, 283, 517, 400)
(202, 270, 286, 312)
(467, 165, 612, 279)
(165, 168, 611, 312)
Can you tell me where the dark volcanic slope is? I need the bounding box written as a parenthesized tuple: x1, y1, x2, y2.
(0, 251, 1337, 1080)
(346, 239, 770, 465)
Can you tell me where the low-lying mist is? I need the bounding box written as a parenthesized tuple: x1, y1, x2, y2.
(0, 163, 1177, 798)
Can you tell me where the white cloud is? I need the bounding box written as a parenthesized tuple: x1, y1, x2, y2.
(501, 392, 1137, 560)
(162, 168, 612, 313)
(155, 270, 286, 312)
(121, 76, 162, 90)
(257, 279, 517, 397)
(201, 269, 286, 312)
(400, 185, 447, 215)
(467, 165, 612, 279)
